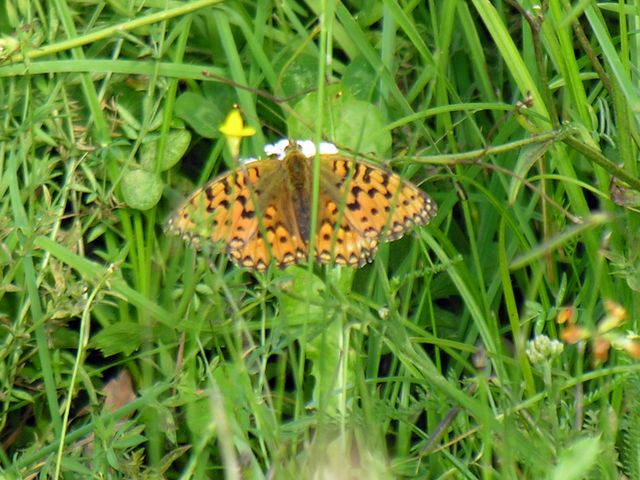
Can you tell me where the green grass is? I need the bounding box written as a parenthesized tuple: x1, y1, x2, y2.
(1, 1, 640, 478)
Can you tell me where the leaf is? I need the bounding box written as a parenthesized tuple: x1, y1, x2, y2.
(508, 139, 555, 204)
(279, 267, 325, 328)
(140, 129, 192, 172)
(277, 53, 319, 98)
(202, 81, 237, 118)
(288, 88, 391, 156)
(91, 322, 148, 356)
(551, 435, 601, 480)
(174, 92, 223, 139)
(185, 394, 212, 439)
(120, 169, 163, 211)
(342, 54, 379, 102)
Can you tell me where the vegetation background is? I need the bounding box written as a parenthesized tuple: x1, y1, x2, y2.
(1, 0, 639, 478)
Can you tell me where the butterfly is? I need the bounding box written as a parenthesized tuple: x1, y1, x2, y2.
(166, 139, 437, 271)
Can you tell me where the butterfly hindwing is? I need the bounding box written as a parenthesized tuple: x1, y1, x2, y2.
(228, 191, 308, 271)
(314, 193, 378, 267)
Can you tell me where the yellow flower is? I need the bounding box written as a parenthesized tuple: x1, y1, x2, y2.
(219, 107, 256, 159)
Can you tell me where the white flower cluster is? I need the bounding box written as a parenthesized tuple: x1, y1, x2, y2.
(240, 139, 338, 164)
(264, 139, 338, 158)
(526, 335, 564, 364)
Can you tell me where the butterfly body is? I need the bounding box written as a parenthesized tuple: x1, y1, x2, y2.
(167, 140, 437, 271)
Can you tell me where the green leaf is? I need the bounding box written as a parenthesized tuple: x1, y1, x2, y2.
(174, 92, 223, 139)
(61, 457, 95, 476)
(551, 435, 601, 480)
(202, 74, 238, 115)
(277, 53, 319, 98)
(140, 129, 192, 172)
(91, 322, 147, 357)
(279, 267, 326, 327)
(342, 54, 379, 102)
(185, 394, 212, 439)
(120, 169, 163, 211)
(288, 89, 391, 156)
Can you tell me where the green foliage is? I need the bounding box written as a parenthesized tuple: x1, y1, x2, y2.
(0, 1, 639, 479)
(288, 87, 392, 155)
(121, 169, 164, 211)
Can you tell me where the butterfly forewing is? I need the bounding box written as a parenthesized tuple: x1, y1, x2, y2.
(168, 164, 259, 247)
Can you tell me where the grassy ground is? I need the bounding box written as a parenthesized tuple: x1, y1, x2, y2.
(1, 1, 639, 478)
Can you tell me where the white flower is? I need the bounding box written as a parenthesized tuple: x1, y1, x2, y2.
(264, 139, 338, 159)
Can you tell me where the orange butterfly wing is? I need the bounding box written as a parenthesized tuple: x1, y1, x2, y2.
(167, 160, 307, 271)
(313, 156, 437, 266)
(228, 186, 308, 271)
(167, 143, 437, 271)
